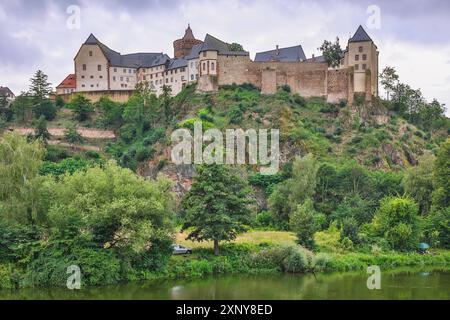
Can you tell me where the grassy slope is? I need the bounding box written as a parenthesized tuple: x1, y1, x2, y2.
(159, 85, 445, 172)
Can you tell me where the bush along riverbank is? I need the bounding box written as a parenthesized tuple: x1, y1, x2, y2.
(1, 243, 450, 290)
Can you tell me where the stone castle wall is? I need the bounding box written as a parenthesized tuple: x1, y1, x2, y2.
(58, 90, 133, 103)
(198, 56, 359, 103)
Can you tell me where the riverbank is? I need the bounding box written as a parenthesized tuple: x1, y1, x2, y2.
(159, 244, 450, 281)
(1, 241, 449, 290)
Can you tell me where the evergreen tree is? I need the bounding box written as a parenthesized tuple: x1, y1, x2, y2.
(34, 116, 50, 144)
(29, 70, 52, 102)
(181, 165, 251, 255)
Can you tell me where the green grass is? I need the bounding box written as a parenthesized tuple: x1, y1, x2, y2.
(176, 230, 297, 249)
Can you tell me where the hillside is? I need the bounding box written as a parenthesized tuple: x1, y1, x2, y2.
(129, 84, 446, 193)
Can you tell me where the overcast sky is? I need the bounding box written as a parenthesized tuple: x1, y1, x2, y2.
(0, 0, 449, 114)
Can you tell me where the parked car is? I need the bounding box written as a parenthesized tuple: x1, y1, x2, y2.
(172, 244, 192, 255)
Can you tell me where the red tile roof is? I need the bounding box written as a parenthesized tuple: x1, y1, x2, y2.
(56, 74, 76, 88)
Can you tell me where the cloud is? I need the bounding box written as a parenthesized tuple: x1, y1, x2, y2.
(0, 0, 449, 115)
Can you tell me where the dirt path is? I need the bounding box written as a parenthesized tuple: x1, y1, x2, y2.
(11, 127, 116, 139)
(48, 140, 101, 151)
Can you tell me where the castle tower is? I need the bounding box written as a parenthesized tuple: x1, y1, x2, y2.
(173, 24, 203, 58)
(345, 25, 379, 98)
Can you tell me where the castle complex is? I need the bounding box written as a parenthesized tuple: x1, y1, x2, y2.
(58, 25, 378, 105)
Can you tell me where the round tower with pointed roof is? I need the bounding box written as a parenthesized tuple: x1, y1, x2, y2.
(173, 24, 203, 58)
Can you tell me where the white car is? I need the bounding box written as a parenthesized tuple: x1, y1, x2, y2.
(172, 244, 192, 255)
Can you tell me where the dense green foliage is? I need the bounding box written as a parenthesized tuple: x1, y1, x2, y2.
(181, 165, 252, 255)
(0, 133, 176, 288)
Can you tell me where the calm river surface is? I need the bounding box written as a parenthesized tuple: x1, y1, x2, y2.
(1, 268, 448, 300)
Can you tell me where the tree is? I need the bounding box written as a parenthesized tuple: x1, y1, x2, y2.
(29, 70, 52, 102)
(432, 137, 450, 209)
(64, 124, 83, 146)
(289, 199, 317, 250)
(48, 162, 175, 258)
(68, 94, 94, 121)
(34, 116, 51, 144)
(372, 197, 421, 251)
(419, 99, 446, 132)
(160, 85, 172, 124)
(11, 93, 33, 122)
(380, 66, 399, 101)
(55, 96, 65, 108)
(96, 96, 123, 128)
(34, 99, 56, 120)
(0, 132, 50, 225)
(403, 154, 435, 215)
(318, 37, 343, 68)
(181, 165, 252, 255)
(269, 154, 318, 222)
(229, 43, 244, 52)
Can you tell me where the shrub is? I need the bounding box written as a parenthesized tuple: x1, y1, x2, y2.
(34, 100, 57, 121)
(228, 105, 244, 124)
(24, 244, 121, 288)
(278, 84, 291, 93)
(372, 197, 421, 251)
(289, 200, 316, 250)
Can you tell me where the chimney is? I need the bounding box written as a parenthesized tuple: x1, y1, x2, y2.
(276, 45, 279, 55)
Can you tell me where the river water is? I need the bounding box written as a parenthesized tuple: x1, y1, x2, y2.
(0, 268, 448, 300)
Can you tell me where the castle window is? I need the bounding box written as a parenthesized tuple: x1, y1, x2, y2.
(362, 64, 367, 70)
(126, 77, 129, 82)
(211, 62, 215, 71)
(181, 67, 185, 72)
(83, 64, 86, 71)
(171, 77, 173, 82)
(355, 64, 359, 70)
(120, 77, 123, 81)
(99, 76, 103, 79)
(150, 74, 153, 79)
(166, 78, 168, 83)
(90, 75, 94, 79)
(129, 69, 132, 74)
(114, 68, 117, 72)
(359, 46, 363, 52)
(191, 74, 194, 80)
(82, 84, 85, 87)
(113, 76, 116, 81)
(89, 51, 93, 57)
(81, 75, 85, 79)
(355, 55, 359, 61)
(203, 63, 206, 71)
(123, 69, 126, 73)
(91, 84, 94, 87)
(203, 52, 207, 57)
(362, 54, 367, 61)
(98, 65, 102, 71)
